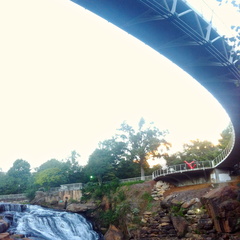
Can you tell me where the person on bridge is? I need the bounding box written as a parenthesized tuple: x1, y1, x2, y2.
(184, 160, 196, 169)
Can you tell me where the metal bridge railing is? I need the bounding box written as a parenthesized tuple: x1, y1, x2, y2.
(153, 126, 235, 180)
(120, 175, 152, 183)
(152, 160, 213, 179)
(212, 128, 235, 167)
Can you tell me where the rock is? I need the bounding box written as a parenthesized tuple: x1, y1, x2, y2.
(143, 211, 152, 215)
(187, 209, 196, 215)
(182, 198, 200, 209)
(171, 215, 188, 237)
(0, 233, 11, 240)
(0, 220, 9, 234)
(31, 191, 47, 204)
(66, 202, 97, 212)
(11, 234, 25, 239)
(141, 218, 147, 223)
(198, 218, 213, 230)
(201, 186, 240, 233)
(104, 224, 123, 240)
(161, 194, 175, 209)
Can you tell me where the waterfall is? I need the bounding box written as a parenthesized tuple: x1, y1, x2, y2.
(0, 203, 101, 240)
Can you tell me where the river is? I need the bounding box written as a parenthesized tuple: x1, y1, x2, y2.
(0, 203, 102, 240)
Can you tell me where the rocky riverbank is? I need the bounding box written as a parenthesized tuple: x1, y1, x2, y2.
(132, 181, 240, 240)
(97, 180, 240, 239)
(1, 179, 240, 239)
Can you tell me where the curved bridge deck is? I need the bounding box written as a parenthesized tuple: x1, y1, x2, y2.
(72, 0, 240, 176)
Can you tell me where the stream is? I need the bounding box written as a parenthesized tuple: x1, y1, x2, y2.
(0, 203, 102, 240)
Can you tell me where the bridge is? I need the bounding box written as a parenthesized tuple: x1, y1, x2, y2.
(71, 0, 240, 183)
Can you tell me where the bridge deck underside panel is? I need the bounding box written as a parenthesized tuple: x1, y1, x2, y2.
(154, 169, 212, 185)
(72, 0, 240, 169)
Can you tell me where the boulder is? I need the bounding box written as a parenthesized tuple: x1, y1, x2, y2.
(181, 198, 200, 209)
(171, 215, 188, 237)
(201, 185, 240, 233)
(0, 233, 11, 240)
(66, 202, 97, 212)
(0, 220, 9, 234)
(160, 194, 175, 209)
(31, 191, 46, 204)
(104, 225, 123, 240)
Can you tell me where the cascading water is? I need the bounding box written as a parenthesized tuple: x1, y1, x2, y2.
(0, 203, 102, 240)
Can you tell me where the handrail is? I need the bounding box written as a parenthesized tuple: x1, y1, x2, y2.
(153, 124, 235, 180)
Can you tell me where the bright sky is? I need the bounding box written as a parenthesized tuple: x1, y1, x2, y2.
(0, 0, 236, 172)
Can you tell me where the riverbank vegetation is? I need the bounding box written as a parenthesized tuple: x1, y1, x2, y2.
(0, 119, 231, 197)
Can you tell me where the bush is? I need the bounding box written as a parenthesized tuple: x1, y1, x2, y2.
(117, 190, 126, 202)
(170, 204, 185, 217)
(81, 180, 121, 201)
(25, 188, 37, 201)
(141, 192, 153, 202)
(99, 210, 118, 227)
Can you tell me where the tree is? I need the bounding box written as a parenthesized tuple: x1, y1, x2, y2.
(176, 139, 220, 163)
(63, 150, 82, 183)
(85, 148, 115, 185)
(0, 171, 7, 194)
(35, 159, 64, 173)
(218, 124, 233, 150)
(116, 118, 170, 180)
(34, 168, 67, 189)
(115, 159, 140, 179)
(6, 159, 31, 193)
(165, 153, 182, 166)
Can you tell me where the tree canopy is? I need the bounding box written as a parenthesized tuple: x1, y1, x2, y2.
(114, 118, 170, 180)
(0, 121, 234, 194)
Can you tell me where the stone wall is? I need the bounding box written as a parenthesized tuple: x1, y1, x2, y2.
(32, 189, 82, 207)
(0, 194, 28, 203)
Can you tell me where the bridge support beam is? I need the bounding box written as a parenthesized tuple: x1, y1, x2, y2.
(210, 169, 231, 184)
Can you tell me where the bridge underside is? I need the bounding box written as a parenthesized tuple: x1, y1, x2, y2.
(72, 0, 240, 170)
(154, 169, 213, 186)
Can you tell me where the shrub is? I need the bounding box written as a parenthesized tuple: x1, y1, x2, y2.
(99, 210, 118, 227)
(117, 190, 126, 202)
(141, 192, 153, 202)
(170, 204, 185, 217)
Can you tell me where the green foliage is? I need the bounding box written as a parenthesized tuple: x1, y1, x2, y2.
(81, 180, 120, 202)
(85, 148, 116, 185)
(34, 168, 67, 189)
(69, 198, 79, 204)
(25, 187, 37, 201)
(132, 215, 141, 224)
(115, 160, 141, 179)
(166, 139, 220, 165)
(132, 207, 140, 215)
(3, 159, 31, 194)
(170, 204, 185, 217)
(120, 180, 145, 187)
(99, 210, 118, 227)
(35, 153, 84, 185)
(141, 192, 153, 202)
(35, 159, 64, 173)
(117, 190, 126, 202)
(116, 119, 170, 179)
(115, 201, 131, 220)
(141, 192, 154, 210)
(218, 124, 233, 150)
(63, 150, 83, 183)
